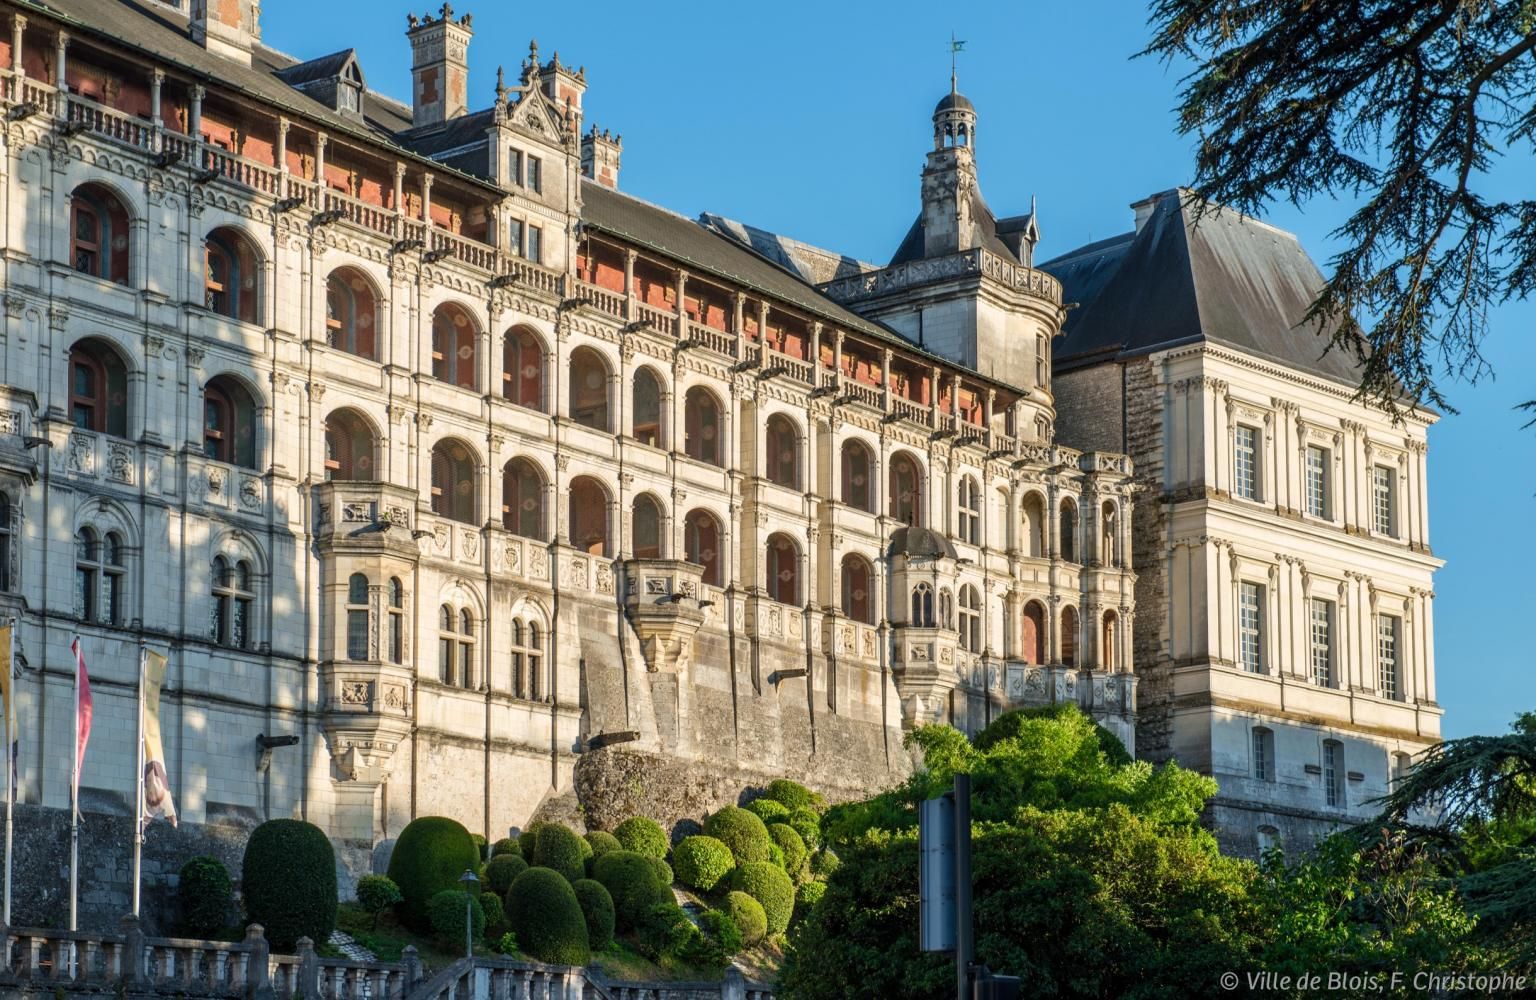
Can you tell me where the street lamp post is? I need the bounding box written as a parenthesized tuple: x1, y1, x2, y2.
(458, 869, 479, 960)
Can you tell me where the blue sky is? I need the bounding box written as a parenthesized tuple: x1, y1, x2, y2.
(268, 0, 1536, 738)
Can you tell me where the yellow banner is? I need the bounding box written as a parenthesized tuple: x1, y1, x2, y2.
(142, 650, 177, 827)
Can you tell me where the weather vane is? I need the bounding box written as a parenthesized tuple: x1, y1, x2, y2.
(950, 32, 966, 92)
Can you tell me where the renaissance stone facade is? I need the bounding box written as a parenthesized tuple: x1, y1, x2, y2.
(0, 0, 1139, 927)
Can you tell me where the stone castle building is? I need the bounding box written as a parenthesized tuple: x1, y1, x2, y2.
(0, 0, 1432, 923)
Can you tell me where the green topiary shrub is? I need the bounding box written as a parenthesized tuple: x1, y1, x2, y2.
(730, 861, 794, 935)
(648, 856, 674, 888)
(517, 822, 546, 863)
(584, 830, 621, 860)
(532, 824, 587, 883)
(356, 875, 403, 930)
(592, 850, 670, 932)
(699, 909, 744, 961)
(484, 853, 529, 896)
(613, 816, 669, 859)
(767, 843, 785, 869)
(746, 798, 791, 824)
(479, 891, 509, 940)
(810, 846, 839, 877)
(491, 837, 519, 858)
(470, 833, 487, 859)
(764, 778, 824, 813)
(427, 889, 485, 946)
(673, 836, 735, 892)
(571, 878, 616, 950)
(178, 856, 232, 937)
(725, 890, 767, 945)
(788, 808, 822, 850)
(505, 867, 590, 965)
(704, 806, 772, 865)
(386, 816, 481, 932)
(795, 879, 827, 923)
(637, 901, 695, 960)
(768, 823, 807, 876)
(242, 819, 338, 950)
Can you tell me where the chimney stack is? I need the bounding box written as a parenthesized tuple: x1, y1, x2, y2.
(406, 4, 473, 128)
(191, 0, 261, 66)
(581, 127, 622, 189)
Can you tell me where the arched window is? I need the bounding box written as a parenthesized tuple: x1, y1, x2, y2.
(1022, 601, 1046, 664)
(765, 415, 799, 489)
(1059, 499, 1078, 564)
(765, 532, 799, 605)
(683, 386, 722, 466)
(211, 556, 255, 649)
(431, 303, 479, 390)
(388, 577, 405, 665)
(325, 268, 377, 359)
(502, 326, 545, 411)
(633, 368, 664, 448)
(1102, 610, 1119, 671)
(430, 439, 479, 524)
(959, 585, 981, 653)
(346, 572, 369, 660)
(203, 376, 258, 469)
(841, 440, 874, 513)
(511, 616, 545, 701)
(459, 609, 475, 688)
(957, 476, 980, 545)
(938, 588, 953, 630)
(569, 347, 611, 431)
(889, 452, 923, 526)
(841, 554, 874, 625)
(501, 458, 545, 539)
(438, 605, 475, 688)
(74, 528, 99, 622)
(910, 582, 934, 627)
(71, 184, 130, 284)
(684, 509, 722, 586)
(0, 494, 11, 592)
(204, 227, 260, 324)
(1060, 606, 1079, 667)
(324, 409, 375, 481)
(569, 476, 610, 556)
(102, 532, 125, 626)
(68, 338, 129, 438)
(1101, 501, 1119, 567)
(632, 494, 663, 559)
(1022, 493, 1046, 558)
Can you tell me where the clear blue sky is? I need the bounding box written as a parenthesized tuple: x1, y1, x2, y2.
(268, 0, 1536, 739)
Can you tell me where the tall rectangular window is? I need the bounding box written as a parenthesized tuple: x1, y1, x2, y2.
(1372, 465, 1395, 535)
(527, 155, 542, 194)
(527, 225, 543, 264)
(1305, 446, 1329, 518)
(1239, 582, 1263, 673)
(508, 148, 523, 186)
(1234, 425, 1258, 500)
(1252, 727, 1274, 781)
(1377, 614, 1400, 700)
(508, 219, 524, 257)
(1309, 598, 1333, 687)
(1323, 740, 1344, 808)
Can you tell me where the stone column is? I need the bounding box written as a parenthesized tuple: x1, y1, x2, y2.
(51, 31, 68, 119)
(393, 162, 406, 215)
(276, 117, 290, 199)
(421, 173, 434, 227)
(315, 133, 328, 211)
(9, 15, 25, 78)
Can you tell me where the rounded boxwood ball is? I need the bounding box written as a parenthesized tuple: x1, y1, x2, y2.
(788, 808, 822, 850)
(584, 830, 621, 860)
(479, 891, 509, 939)
(178, 856, 232, 937)
(769, 823, 807, 876)
(745, 798, 790, 824)
(505, 867, 590, 966)
(795, 879, 827, 922)
(490, 837, 519, 858)
(427, 889, 484, 944)
(704, 806, 772, 865)
(242, 819, 337, 951)
(730, 861, 794, 935)
(484, 853, 529, 896)
(648, 856, 673, 888)
(764, 779, 823, 813)
(592, 850, 669, 932)
(571, 878, 616, 950)
(532, 823, 587, 883)
(613, 816, 668, 859)
(517, 821, 546, 862)
(725, 890, 767, 945)
(673, 835, 735, 892)
(386, 816, 481, 932)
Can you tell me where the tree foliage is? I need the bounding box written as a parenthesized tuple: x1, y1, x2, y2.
(1145, 0, 1536, 419)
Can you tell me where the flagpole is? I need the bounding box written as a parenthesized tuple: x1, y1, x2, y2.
(132, 644, 146, 917)
(3, 616, 14, 927)
(70, 634, 80, 935)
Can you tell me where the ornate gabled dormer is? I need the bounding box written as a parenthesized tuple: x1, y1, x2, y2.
(274, 49, 368, 121)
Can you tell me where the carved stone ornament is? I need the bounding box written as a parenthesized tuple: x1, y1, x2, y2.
(239, 478, 263, 510)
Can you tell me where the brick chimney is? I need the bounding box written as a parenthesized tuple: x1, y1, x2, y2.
(190, 0, 261, 66)
(581, 127, 622, 189)
(406, 4, 473, 128)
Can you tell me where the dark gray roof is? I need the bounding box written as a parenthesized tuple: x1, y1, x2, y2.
(272, 49, 356, 88)
(1040, 189, 1363, 386)
(888, 186, 1021, 267)
(887, 526, 958, 560)
(397, 108, 496, 156)
(934, 91, 974, 114)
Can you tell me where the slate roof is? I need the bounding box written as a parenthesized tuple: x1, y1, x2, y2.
(1040, 189, 1364, 386)
(888, 186, 1021, 267)
(272, 48, 355, 87)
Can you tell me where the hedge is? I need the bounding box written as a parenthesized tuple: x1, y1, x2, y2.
(764, 778, 823, 813)
(572, 878, 616, 950)
(613, 816, 669, 859)
(386, 816, 481, 932)
(242, 819, 337, 950)
(532, 824, 587, 883)
(505, 867, 590, 966)
(769, 823, 807, 877)
(592, 850, 670, 932)
(745, 798, 791, 824)
(725, 890, 767, 945)
(673, 836, 735, 892)
(427, 889, 485, 945)
(177, 856, 232, 937)
(703, 806, 772, 865)
(485, 853, 529, 896)
(731, 861, 794, 935)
